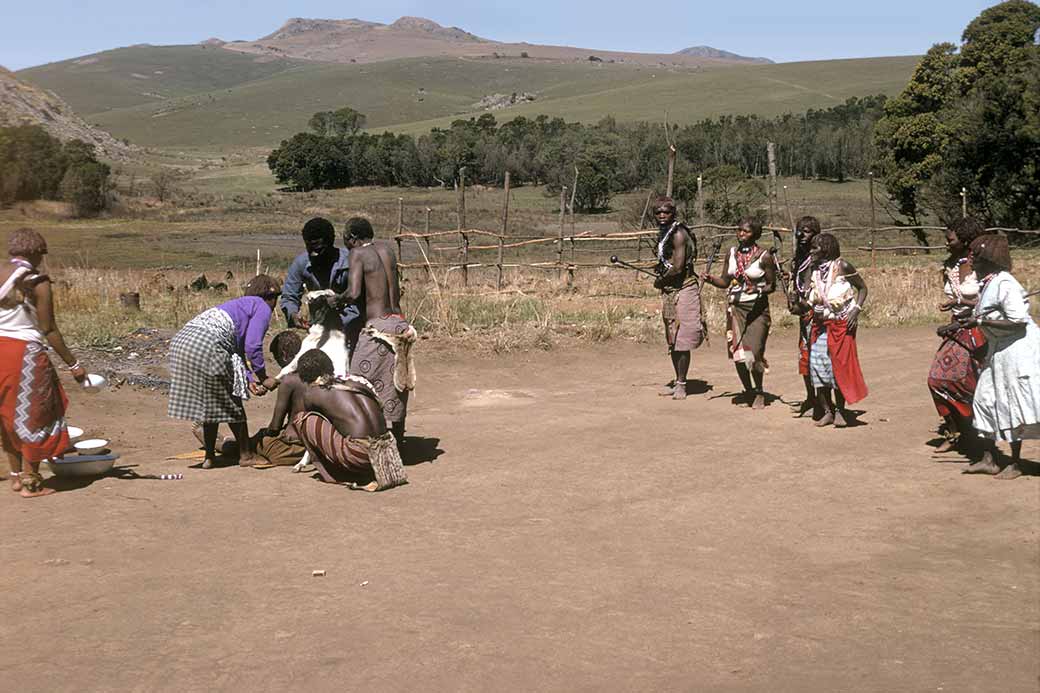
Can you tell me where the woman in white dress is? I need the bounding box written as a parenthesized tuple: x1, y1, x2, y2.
(961, 234, 1040, 479)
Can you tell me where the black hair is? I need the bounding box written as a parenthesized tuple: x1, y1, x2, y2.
(270, 331, 303, 368)
(737, 216, 763, 241)
(796, 216, 820, 237)
(344, 216, 374, 241)
(814, 233, 841, 261)
(949, 217, 985, 246)
(302, 217, 335, 242)
(297, 349, 334, 384)
(243, 274, 281, 299)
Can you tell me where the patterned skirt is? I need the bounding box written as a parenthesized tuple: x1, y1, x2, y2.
(167, 308, 249, 423)
(927, 326, 984, 419)
(0, 337, 70, 463)
(809, 330, 836, 389)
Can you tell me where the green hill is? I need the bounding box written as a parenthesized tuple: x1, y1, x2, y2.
(18, 48, 919, 151)
(18, 45, 309, 113)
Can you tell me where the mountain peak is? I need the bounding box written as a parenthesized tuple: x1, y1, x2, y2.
(387, 16, 485, 42)
(675, 46, 772, 63)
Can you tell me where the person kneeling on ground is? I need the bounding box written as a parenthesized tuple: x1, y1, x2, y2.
(293, 350, 407, 492)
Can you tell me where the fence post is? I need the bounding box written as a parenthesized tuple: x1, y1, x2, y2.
(461, 232, 469, 288)
(424, 207, 433, 282)
(570, 166, 578, 234)
(636, 234, 642, 262)
(496, 237, 504, 292)
(960, 187, 967, 219)
(696, 174, 704, 227)
(558, 186, 567, 280)
(397, 196, 403, 234)
(868, 172, 877, 270)
(457, 166, 466, 232)
(639, 190, 653, 229)
(499, 171, 510, 292)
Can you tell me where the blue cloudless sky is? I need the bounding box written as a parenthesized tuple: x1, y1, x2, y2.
(2, 0, 997, 70)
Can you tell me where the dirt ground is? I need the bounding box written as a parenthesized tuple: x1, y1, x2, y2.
(2, 326, 1038, 692)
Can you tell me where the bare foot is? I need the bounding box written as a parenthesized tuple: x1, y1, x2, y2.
(348, 481, 380, 492)
(995, 462, 1024, 480)
(934, 438, 957, 453)
(672, 382, 687, 400)
(20, 485, 56, 498)
(963, 451, 1001, 475)
(658, 383, 675, 397)
(238, 452, 258, 467)
(815, 412, 834, 427)
(752, 394, 765, 410)
(9, 473, 22, 493)
(201, 457, 216, 469)
(834, 410, 848, 428)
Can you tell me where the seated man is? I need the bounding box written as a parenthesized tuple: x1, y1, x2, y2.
(293, 350, 407, 492)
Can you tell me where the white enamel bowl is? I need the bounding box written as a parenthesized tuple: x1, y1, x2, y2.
(81, 373, 107, 392)
(66, 426, 84, 440)
(74, 438, 109, 454)
(47, 454, 118, 477)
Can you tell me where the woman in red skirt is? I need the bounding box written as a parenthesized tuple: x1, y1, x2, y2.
(0, 229, 88, 497)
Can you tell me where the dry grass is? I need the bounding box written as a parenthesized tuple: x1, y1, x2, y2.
(48, 256, 1039, 356)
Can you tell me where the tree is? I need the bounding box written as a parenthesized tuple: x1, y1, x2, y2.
(873, 43, 959, 223)
(0, 125, 67, 204)
(702, 164, 766, 224)
(308, 107, 367, 138)
(267, 133, 350, 190)
(61, 160, 110, 217)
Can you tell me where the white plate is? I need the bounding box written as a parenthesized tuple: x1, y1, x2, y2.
(67, 426, 84, 440)
(74, 438, 109, 453)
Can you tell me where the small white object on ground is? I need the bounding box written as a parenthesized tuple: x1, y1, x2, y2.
(81, 373, 107, 392)
(360, 581, 369, 587)
(159, 473, 183, 480)
(66, 426, 84, 440)
(312, 570, 326, 577)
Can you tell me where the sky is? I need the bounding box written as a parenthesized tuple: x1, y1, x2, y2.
(1, 0, 998, 71)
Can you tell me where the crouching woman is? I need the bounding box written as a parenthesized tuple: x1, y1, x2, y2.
(167, 275, 280, 468)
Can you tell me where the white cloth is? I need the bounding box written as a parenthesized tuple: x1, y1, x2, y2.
(943, 262, 979, 319)
(808, 259, 855, 320)
(0, 261, 45, 343)
(726, 246, 769, 304)
(972, 271, 1040, 442)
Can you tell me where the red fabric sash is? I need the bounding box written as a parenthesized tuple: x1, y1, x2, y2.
(811, 319, 868, 404)
(0, 337, 70, 463)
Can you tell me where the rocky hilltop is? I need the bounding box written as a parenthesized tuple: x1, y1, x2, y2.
(675, 46, 772, 64)
(222, 16, 769, 67)
(0, 66, 133, 160)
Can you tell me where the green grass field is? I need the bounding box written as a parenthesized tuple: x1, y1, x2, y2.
(18, 48, 918, 150)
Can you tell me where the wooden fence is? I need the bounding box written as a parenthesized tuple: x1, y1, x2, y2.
(393, 223, 1040, 290)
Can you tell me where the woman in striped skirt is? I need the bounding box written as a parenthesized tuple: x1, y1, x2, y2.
(168, 275, 281, 468)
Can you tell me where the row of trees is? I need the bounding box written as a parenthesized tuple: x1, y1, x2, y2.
(267, 97, 885, 215)
(0, 125, 112, 216)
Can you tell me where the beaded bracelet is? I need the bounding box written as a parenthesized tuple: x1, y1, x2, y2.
(66, 361, 82, 371)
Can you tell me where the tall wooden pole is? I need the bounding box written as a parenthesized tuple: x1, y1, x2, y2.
(639, 190, 653, 230)
(696, 174, 704, 227)
(868, 172, 877, 270)
(558, 186, 567, 280)
(666, 145, 676, 199)
(767, 142, 777, 224)
(423, 207, 432, 282)
(960, 187, 967, 219)
(397, 197, 403, 234)
(499, 171, 510, 292)
(456, 166, 466, 232)
(569, 166, 578, 234)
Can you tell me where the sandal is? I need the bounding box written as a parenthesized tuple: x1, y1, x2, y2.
(18, 471, 54, 497)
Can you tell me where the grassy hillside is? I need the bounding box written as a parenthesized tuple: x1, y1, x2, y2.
(19, 48, 919, 151)
(18, 45, 309, 113)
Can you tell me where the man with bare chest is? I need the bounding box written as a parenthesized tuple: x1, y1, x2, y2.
(330, 218, 417, 443)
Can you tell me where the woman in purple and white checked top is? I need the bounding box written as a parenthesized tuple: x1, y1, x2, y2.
(168, 275, 281, 468)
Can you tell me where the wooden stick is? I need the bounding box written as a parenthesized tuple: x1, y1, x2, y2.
(767, 142, 777, 224)
(424, 207, 433, 281)
(397, 197, 403, 234)
(696, 175, 704, 226)
(569, 166, 578, 232)
(501, 171, 511, 236)
(666, 145, 676, 199)
(639, 190, 653, 229)
(461, 232, 469, 288)
(255, 249, 261, 277)
(497, 236, 504, 292)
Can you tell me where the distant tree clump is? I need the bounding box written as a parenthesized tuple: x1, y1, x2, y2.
(0, 125, 111, 216)
(874, 0, 1040, 227)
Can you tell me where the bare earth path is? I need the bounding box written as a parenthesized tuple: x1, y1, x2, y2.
(2, 327, 1037, 692)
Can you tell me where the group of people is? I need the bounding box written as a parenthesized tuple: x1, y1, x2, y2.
(650, 196, 1038, 478)
(2, 202, 1038, 499)
(653, 198, 868, 426)
(165, 215, 414, 491)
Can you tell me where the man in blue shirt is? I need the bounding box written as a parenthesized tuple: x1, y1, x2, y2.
(280, 217, 361, 341)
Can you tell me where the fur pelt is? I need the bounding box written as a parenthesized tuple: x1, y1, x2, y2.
(277, 290, 349, 381)
(362, 324, 418, 391)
